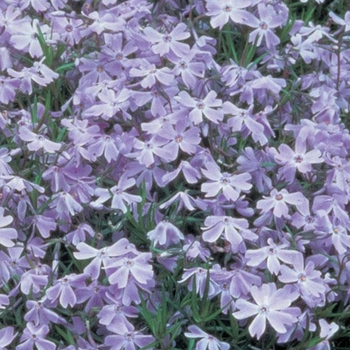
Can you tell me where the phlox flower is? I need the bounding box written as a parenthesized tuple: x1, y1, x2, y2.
(202, 216, 256, 252)
(223, 102, 268, 145)
(61, 118, 100, 145)
(87, 11, 125, 35)
(256, 188, 306, 218)
(30, 214, 57, 238)
(17, 323, 56, 350)
(244, 4, 286, 48)
(50, 190, 83, 221)
(131, 137, 173, 167)
(65, 223, 95, 245)
(0, 294, 9, 309)
(83, 88, 131, 120)
(159, 191, 206, 212)
(236, 147, 273, 193)
(169, 49, 205, 89)
(93, 174, 142, 213)
(20, 264, 50, 295)
(105, 321, 155, 350)
(274, 137, 323, 183)
(162, 160, 201, 185)
(329, 11, 350, 32)
(10, 19, 50, 58)
(143, 22, 190, 57)
(74, 238, 136, 279)
(0, 327, 17, 350)
(0, 207, 17, 247)
(0, 175, 44, 193)
(106, 252, 154, 289)
(206, 0, 252, 30)
(88, 134, 121, 163)
(309, 319, 339, 350)
(184, 325, 230, 350)
(18, 126, 61, 153)
(124, 159, 166, 192)
(175, 90, 223, 124)
(201, 162, 252, 201)
(0, 76, 18, 104)
(245, 238, 302, 275)
(130, 61, 173, 88)
(233, 283, 300, 339)
(160, 120, 201, 156)
(279, 258, 326, 298)
(0, 245, 29, 282)
(147, 220, 184, 247)
(46, 273, 87, 308)
(51, 13, 84, 46)
(24, 298, 65, 326)
(178, 267, 219, 298)
(98, 293, 138, 328)
(183, 235, 211, 262)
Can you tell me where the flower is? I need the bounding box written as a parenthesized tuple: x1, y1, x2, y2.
(0, 207, 17, 247)
(233, 283, 300, 339)
(244, 4, 287, 48)
(184, 325, 230, 350)
(274, 137, 323, 183)
(256, 188, 306, 218)
(175, 90, 223, 124)
(46, 274, 87, 308)
(105, 322, 155, 350)
(18, 126, 61, 153)
(17, 323, 56, 350)
(0, 327, 17, 350)
(143, 22, 190, 57)
(245, 238, 302, 275)
(206, 0, 252, 30)
(147, 220, 184, 247)
(106, 252, 154, 289)
(93, 174, 142, 213)
(278, 258, 326, 298)
(201, 162, 252, 201)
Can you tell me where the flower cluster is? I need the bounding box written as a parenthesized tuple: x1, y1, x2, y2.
(0, 0, 350, 349)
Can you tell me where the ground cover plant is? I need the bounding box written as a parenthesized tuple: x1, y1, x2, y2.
(1, 0, 350, 349)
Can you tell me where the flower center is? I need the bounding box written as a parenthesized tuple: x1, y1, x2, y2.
(66, 24, 73, 32)
(259, 305, 268, 313)
(196, 101, 205, 110)
(260, 22, 268, 30)
(163, 34, 172, 43)
(294, 155, 303, 163)
(298, 273, 306, 282)
(224, 5, 232, 12)
(275, 193, 283, 200)
(175, 135, 183, 143)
